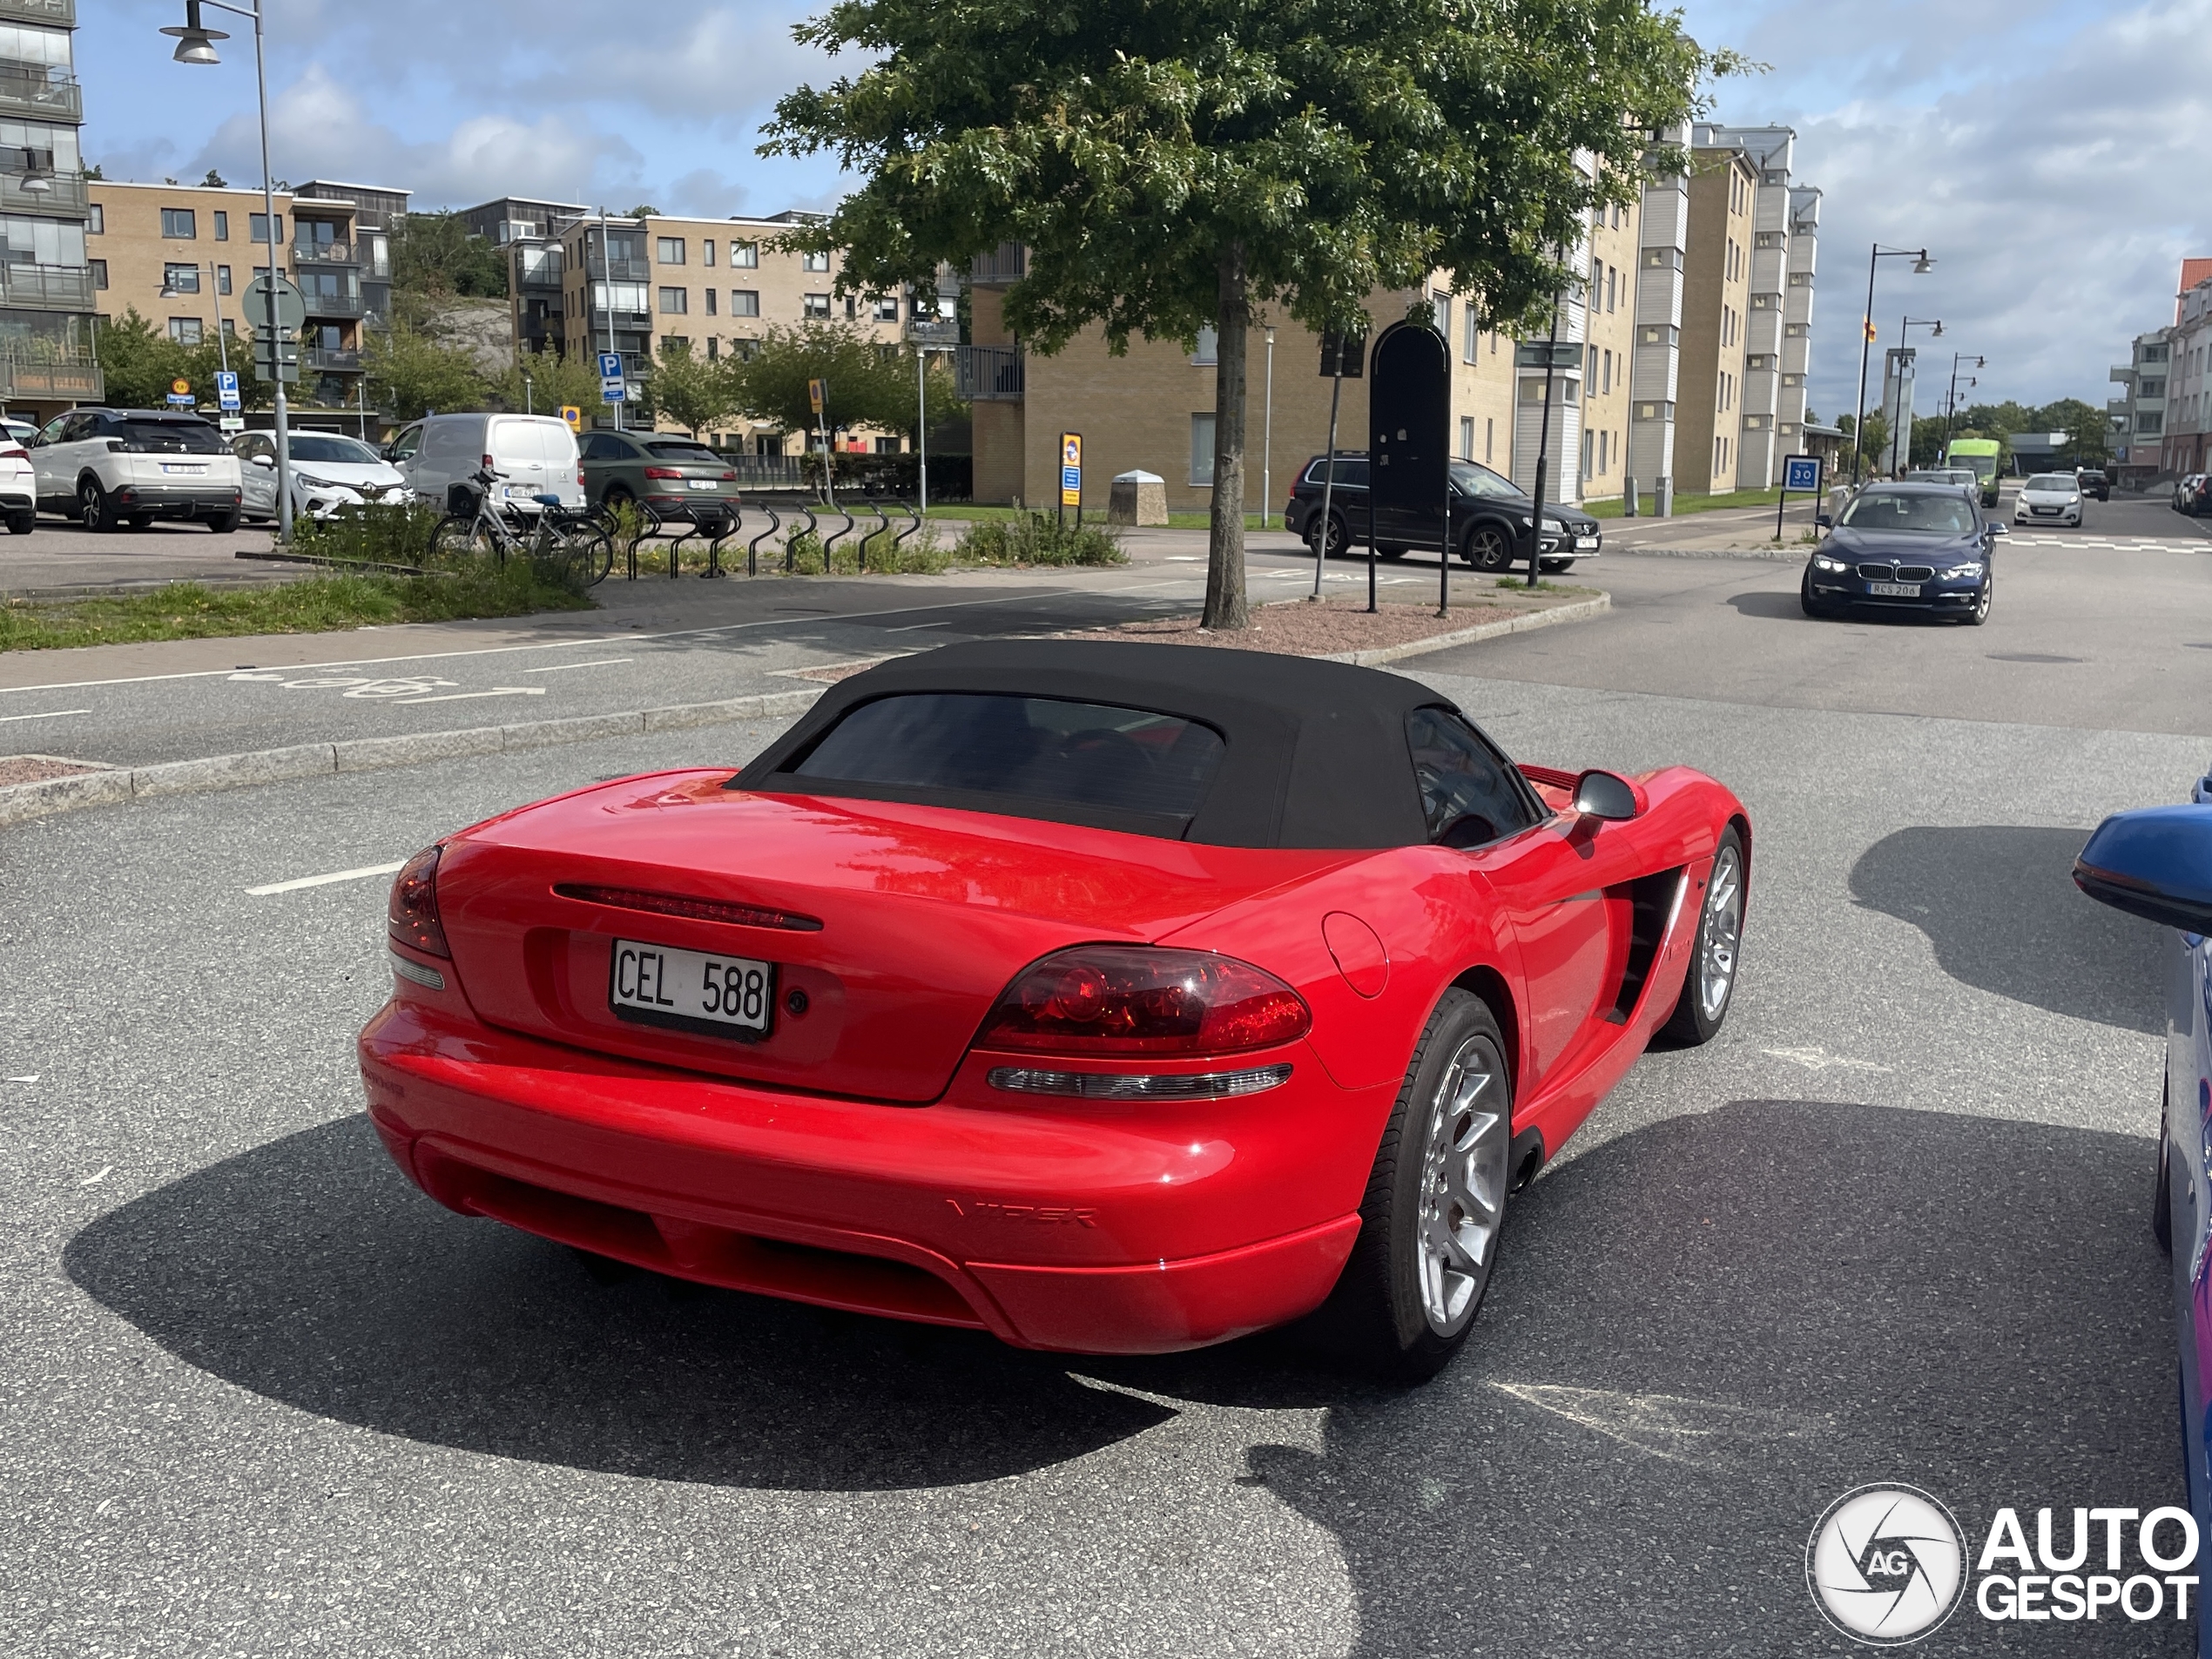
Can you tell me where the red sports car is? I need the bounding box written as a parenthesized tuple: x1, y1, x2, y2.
(359, 641, 1749, 1379)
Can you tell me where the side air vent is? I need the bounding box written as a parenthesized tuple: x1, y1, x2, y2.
(1603, 867, 1686, 1024)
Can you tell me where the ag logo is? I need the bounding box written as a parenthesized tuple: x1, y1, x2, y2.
(1806, 1485, 1967, 1644)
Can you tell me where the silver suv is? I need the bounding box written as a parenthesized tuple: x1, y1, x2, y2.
(32, 408, 245, 533)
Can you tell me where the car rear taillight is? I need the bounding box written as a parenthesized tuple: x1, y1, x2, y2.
(388, 845, 449, 957)
(0, 443, 24, 460)
(976, 947, 1309, 1057)
(643, 466, 683, 480)
(720, 470, 736, 481)
(482, 453, 495, 470)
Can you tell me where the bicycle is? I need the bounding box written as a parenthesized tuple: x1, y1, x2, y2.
(428, 469, 614, 587)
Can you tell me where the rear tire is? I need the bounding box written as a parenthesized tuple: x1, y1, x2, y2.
(428, 515, 491, 559)
(1305, 511, 1348, 560)
(3, 510, 31, 536)
(78, 478, 118, 533)
(1377, 544, 1410, 561)
(1659, 826, 1745, 1046)
(1308, 989, 1510, 1383)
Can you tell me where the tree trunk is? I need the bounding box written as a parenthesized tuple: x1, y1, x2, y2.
(1202, 240, 1250, 631)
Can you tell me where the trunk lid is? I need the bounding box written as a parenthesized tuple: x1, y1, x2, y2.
(437, 772, 1347, 1103)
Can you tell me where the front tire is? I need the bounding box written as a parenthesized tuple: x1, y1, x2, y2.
(1799, 570, 1833, 617)
(1377, 543, 1410, 561)
(202, 508, 242, 535)
(1540, 558, 1575, 574)
(1310, 989, 1510, 1382)
(1463, 523, 1515, 573)
(1659, 826, 1745, 1046)
(1965, 575, 1993, 625)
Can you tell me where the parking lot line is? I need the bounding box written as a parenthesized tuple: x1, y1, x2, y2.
(0, 707, 88, 723)
(244, 860, 406, 897)
(389, 687, 547, 705)
(518, 658, 632, 673)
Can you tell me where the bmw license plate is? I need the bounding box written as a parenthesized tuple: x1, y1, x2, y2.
(1574, 535, 1599, 550)
(1867, 581, 1921, 597)
(686, 479, 719, 490)
(609, 937, 774, 1039)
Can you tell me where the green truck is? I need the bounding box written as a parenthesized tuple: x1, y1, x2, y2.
(1943, 438, 2003, 508)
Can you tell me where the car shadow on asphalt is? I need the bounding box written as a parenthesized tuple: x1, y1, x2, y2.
(1851, 824, 2162, 1033)
(1109, 1100, 2184, 1656)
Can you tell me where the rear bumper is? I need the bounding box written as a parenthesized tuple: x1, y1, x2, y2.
(114, 482, 240, 515)
(357, 995, 1375, 1353)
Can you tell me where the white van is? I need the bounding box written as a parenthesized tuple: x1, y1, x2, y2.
(386, 414, 583, 515)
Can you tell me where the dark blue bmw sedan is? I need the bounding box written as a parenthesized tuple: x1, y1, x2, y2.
(1800, 481, 2004, 624)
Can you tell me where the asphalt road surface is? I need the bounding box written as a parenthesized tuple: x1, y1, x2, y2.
(2, 516, 2204, 1655)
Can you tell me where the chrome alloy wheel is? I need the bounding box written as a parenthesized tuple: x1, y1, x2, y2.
(1413, 1036, 1508, 1335)
(1698, 842, 1744, 1022)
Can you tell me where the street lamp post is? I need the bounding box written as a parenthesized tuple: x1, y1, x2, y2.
(1852, 244, 1932, 485)
(1946, 352, 1986, 451)
(163, 0, 292, 543)
(1261, 324, 1275, 533)
(1885, 315, 1943, 476)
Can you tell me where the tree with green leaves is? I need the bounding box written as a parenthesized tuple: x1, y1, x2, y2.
(389, 212, 510, 308)
(732, 321, 914, 441)
(2040, 397, 2112, 466)
(644, 340, 741, 437)
(91, 308, 272, 412)
(491, 349, 601, 419)
(363, 320, 486, 421)
(765, 0, 1726, 627)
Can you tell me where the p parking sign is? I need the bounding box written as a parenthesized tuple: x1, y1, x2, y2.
(1784, 455, 1822, 493)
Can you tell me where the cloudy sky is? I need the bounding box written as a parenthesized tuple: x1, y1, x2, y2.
(84, 0, 2212, 418)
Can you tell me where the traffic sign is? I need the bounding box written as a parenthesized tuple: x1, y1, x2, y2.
(171, 378, 191, 398)
(808, 378, 826, 415)
(597, 352, 624, 381)
(1784, 455, 1822, 493)
(600, 380, 624, 404)
(240, 272, 307, 336)
(1318, 332, 1366, 378)
(1514, 340, 1582, 371)
(218, 415, 245, 433)
(214, 370, 239, 412)
(165, 391, 195, 406)
(558, 405, 582, 430)
(1059, 431, 1082, 508)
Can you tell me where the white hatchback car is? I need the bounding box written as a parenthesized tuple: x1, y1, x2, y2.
(2014, 472, 2084, 528)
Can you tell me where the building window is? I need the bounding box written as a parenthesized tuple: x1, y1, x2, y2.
(1463, 307, 1479, 364)
(161, 207, 197, 239)
(657, 237, 685, 265)
(706, 337, 718, 361)
(249, 212, 284, 243)
(846, 294, 858, 320)
(167, 317, 203, 345)
(705, 288, 717, 316)
(1581, 429, 1594, 479)
(658, 287, 688, 314)
(1191, 326, 1218, 366)
(731, 241, 758, 267)
(2139, 413, 2164, 434)
(703, 239, 715, 268)
(213, 210, 229, 241)
(88, 257, 105, 290)
(1642, 246, 1681, 270)
(86, 203, 102, 235)
(731, 289, 760, 317)
(802, 251, 830, 272)
(875, 295, 900, 322)
(1190, 413, 1217, 486)
(2141, 377, 2167, 399)
(1485, 417, 1494, 462)
(1432, 292, 1450, 338)
(1460, 415, 1474, 460)
(802, 293, 831, 320)
(163, 261, 200, 293)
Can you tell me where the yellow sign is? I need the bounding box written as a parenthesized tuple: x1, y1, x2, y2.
(808, 378, 826, 415)
(171, 378, 191, 396)
(1863, 318, 1878, 343)
(1060, 431, 1082, 508)
(558, 405, 582, 431)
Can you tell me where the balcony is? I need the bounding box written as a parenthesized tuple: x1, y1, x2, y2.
(0, 166, 86, 215)
(585, 253, 652, 283)
(303, 346, 361, 373)
(588, 307, 652, 332)
(969, 244, 1026, 286)
(0, 63, 78, 121)
(300, 288, 365, 319)
(0, 260, 92, 310)
(0, 0, 74, 22)
(955, 343, 1024, 401)
(293, 240, 357, 266)
(0, 347, 98, 401)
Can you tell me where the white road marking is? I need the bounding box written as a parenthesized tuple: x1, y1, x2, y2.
(0, 707, 88, 723)
(519, 658, 631, 672)
(245, 860, 406, 896)
(79, 1166, 111, 1187)
(1763, 1044, 1892, 1073)
(389, 686, 547, 705)
(3, 1074, 36, 1082)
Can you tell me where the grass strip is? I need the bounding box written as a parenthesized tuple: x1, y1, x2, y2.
(0, 563, 588, 653)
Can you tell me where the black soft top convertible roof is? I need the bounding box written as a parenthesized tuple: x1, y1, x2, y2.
(733, 639, 1451, 848)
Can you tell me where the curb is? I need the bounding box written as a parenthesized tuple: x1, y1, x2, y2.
(1318, 593, 1612, 667)
(1604, 544, 1810, 562)
(0, 686, 826, 831)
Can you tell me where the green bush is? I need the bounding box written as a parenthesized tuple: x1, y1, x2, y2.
(291, 501, 448, 569)
(953, 512, 1125, 567)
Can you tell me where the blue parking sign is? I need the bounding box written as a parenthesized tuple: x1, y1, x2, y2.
(1784, 455, 1821, 493)
(214, 370, 240, 412)
(598, 353, 624, 380)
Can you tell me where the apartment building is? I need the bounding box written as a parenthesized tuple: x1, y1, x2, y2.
(2161, 275, 2212, 476)
(1781, 185, 1821, 455)
(551, 209, 907, 447)
(0, 0, 101, 419)
(463, 196, 588, 360)
(87, 179, 388, 413)
(1697, 127, 1792, 488)
(1675, 145, 1757, 492)
(1575, 192, 1640, 502)
(294, 179, 407, 329)
(2110, 327, 2173, 483)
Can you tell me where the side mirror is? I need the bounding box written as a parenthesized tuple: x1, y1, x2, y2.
(2074, 806, 2212, 934)
(1814, 513, 1833, 529)
(1572, 769, 1642, 821)
(1987, 522, 2007, 536)
(251, 454, 274, 469)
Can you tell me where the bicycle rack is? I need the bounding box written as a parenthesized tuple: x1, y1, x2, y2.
(892, 497, 924, 554)
(621, 502, 664, 581)
(747, 507, 780, 578)
(786, 505, 818, 574)
(702, 508, 736, 578)
(821, 507, 859, 570)
(859, 498, 894, 571)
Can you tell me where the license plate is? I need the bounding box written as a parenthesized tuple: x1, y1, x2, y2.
(1574, 535, 1598, 550)
(686, 479, 720, 490)
(1867, 581, 1921, 597)
(609, 937, 775, 1039)
(2032, 506, 2058, 515)
(161, 463, 207, 475)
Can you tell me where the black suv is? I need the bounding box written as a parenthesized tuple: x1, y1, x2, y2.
(2076, 469, 2111, 502)
(1283, 452, 1601, 573)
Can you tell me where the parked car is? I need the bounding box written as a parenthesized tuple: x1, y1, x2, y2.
(0, 428, 31, 534)
(2076, 468, 2111, 501)
(2071, 786, 2212, 1590)
(361, 639, 1750, 1379)
(2175, 475, 2212, 516)
(578, 429, 741, 526)
(31, 408, 243, 533)
(1803, 481, 2002, 624)
(384, 413, 583, 516)
(1905, 468, 1980, 497)
(1284, 452, 1601, 574)
(1, 415, 40, 449)
(233, 430, 414, 523)
(2014, 472, 2085, 528)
